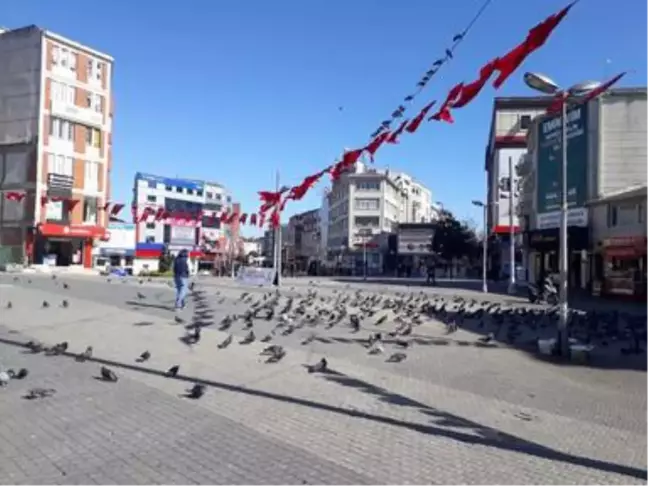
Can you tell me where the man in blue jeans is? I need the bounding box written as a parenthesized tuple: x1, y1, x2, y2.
(173, 249, 190, 310)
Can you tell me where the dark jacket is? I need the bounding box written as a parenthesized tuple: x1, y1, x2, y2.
(173, 252, 190, 278)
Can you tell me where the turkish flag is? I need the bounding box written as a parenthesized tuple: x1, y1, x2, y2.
(66, 199, 80, 213)
(405, 101, 436, 134)
(250, 213, 258, 226)
(429, 83, 463, 124)
(387, 120, 408, 144)
(364, 131, 391, 162)
(451, 61, 497, 109)
(4, 191, 25, 202)
(109, 203, 125, 217)
(492, 3, 573, 89)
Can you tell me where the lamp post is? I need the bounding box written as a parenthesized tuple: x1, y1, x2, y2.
(472, 200, 489, 293)
(523, 72, 605, 358)
(506, 155, 517, 295)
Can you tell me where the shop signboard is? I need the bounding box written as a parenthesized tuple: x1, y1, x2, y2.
(397, 223, 435, 255)
(536, 104, 589, 229)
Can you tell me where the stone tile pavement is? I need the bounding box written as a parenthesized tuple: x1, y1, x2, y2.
(0, 275, 645, 484)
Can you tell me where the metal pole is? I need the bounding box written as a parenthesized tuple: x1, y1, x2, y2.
(482, 204, 488, 293)
(275, 170, 282, 288)
(363, 239, 367, 281)
(558, 94, 570, 357)
(507, 156, 516, 294)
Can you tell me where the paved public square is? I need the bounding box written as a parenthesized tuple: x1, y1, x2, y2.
(0, 273, 645, 485)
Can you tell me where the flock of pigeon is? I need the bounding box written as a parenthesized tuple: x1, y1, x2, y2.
(1, 275, 646, 402)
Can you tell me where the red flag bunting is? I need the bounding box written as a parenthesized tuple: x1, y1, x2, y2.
(451, 60, 497, 109)
(250, 213, 257, 226)
(492, 3, 573, 89)
(364, 131, 391, 163)
(405, 101, 436, 134)
(387, 120, 409, 144)
(4, 191, 25, 202)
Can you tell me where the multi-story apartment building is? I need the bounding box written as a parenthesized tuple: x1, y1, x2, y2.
(132, 172, 237, 271)
(390, 171, 433, 223)
(325, 161, 434, 273)
(518, 87, 647, 298)
(0, 25, 114, 268)
(484, 95, 553, 279)
(286, 208, 321, 272)
(201, 180, 232, 254)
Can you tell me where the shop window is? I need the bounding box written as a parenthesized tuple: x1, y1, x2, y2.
(608, 202, 641, 227)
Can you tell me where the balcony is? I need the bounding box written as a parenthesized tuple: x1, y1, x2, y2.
(47, 173, 74, 191)
(51, 99, 103, 128)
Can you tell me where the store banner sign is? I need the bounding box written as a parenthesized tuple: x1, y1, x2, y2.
(236, 266, 275, 286)
(536, 207, 588, 230)
(170, 225, 195, 246)
(536, 104, 589, 227)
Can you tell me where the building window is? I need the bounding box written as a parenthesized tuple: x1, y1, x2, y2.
(165, 185, 173, 191)
(215, 194, 222, 201)
(51, 81, 75, 105)
(196, 190, 203, 197)
(84, 161, 99, 193)
(607, 202, 643, 227)
(354, 198, 380, 210)
(520, 115, 532, 129)
(47, 153, 73, 176)
(83, 197, 98, 224)
(206, 192, 213, 200)
(146, 194, 157, 203)
(45, 200, 64, 221)
(176, 187, 182, 193)
(145, 222, 155, 230)
(87, 59, 103, 81)
(202, 214, 221, 229)
(354, 216, 380, 227)
(187, 189, 194, 196)
(145, 236, 155, 243)
(52, 46, 76, 71)
(147, 180, 157, 189)
(86, 92, 102, 113)
(356, 181, 380, 191)
(639, 203, 644, 223)
(85, 127, 102, 149)
(49, 117, 74, 141)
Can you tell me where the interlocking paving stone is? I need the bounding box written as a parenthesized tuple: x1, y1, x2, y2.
(0, 273, 645, 484)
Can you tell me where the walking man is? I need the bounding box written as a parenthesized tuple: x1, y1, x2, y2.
(173, 249, 190, 310)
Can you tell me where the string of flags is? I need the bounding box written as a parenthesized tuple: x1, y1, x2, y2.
(256, 2, 586, 229)
(367, 0, 494, 140)
(1, 192, 262, 227)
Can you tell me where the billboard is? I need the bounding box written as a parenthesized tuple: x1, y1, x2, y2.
(397, 224, 435, 255)
(170, 225, 196, 246)
(536, 104, 589, 229)
(494, 148, 526, 231)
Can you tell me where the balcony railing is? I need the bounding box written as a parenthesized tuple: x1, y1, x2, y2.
(48, 173, 74, 190)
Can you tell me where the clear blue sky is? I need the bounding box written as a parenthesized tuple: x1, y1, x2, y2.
(5, 0, 647, 235)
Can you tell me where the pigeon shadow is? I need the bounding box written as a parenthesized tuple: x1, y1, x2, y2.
(125, 301, 172, 311)
(0, 335, 635, 483)
(133, 321, 155, 327)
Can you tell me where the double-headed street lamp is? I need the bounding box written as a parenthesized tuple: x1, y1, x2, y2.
(523, 72, 605, 358)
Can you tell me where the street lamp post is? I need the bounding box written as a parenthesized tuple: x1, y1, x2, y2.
(523, 72, 605, 358)
(472, 200, 489, 293)
(507, 155, 517, 295)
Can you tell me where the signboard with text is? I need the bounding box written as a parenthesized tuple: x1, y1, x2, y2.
(536, 104, 589, 228)
(236, 266, 275, 286)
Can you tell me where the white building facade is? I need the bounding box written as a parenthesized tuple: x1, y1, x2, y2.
(325, 161, 434, 273)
